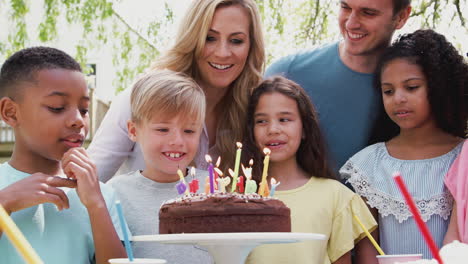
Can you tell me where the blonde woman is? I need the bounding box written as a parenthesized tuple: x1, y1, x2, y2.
(88, 0, 265, 182)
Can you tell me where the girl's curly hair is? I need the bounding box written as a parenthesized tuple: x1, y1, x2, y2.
(371, 29, 468, 142)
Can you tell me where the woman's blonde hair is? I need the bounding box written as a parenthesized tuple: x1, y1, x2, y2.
(152, 0, 265, 171)
(130, 69, 205, 127)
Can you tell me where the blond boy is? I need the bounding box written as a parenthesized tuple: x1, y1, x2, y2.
(108, 70, 212, 263)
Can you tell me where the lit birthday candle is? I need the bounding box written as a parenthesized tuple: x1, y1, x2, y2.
(218, 170, 231, 193)
(214, 167, 223, 191)
(205, 155, 215, 193)
(176, 180, 187, 195)
(215, 169, 224, 193)
(244, 166, 257, 194)
(188, 167, 199, 193)
(215, 157, 221, 179)
(204, 176, 210, 194)
(176, 168, 189, 195)
(230, 142, 243, 192)
(212, 157, 221, 191)
(236, 175, 245, 193)
(258, 148, 271, 197)
(241, 160, 253, 179)
(240, 159, 253, 193)
(269, 178, 280, 197)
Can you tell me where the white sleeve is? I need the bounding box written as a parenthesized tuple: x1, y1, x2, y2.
(88, 88, 135, 182)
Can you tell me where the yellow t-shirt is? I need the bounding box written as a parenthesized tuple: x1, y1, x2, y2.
(246, 177, 377, 264)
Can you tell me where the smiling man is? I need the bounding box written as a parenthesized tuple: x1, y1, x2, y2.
(265, 0, 411, 177)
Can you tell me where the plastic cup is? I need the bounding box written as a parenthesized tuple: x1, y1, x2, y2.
(376, 254, 423, 264)
(108, 258, 167, 264)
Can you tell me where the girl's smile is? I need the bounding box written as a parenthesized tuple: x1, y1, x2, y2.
(254, 92, 303, 164)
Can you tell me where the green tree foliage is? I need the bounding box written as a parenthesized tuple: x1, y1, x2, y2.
(0, 0, 466, 94)
(260, 0, 467, 61)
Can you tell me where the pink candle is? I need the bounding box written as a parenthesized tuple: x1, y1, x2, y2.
(188, 167, 199, 193)
(393, 172, 444, 264)
(189, 180, 198, 193)
(236, 176, 245, 193)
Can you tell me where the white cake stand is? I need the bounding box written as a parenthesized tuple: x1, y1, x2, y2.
(133, 232, 326, 264)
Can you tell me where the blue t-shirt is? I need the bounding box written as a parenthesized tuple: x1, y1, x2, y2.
(265, 42, 379, 174)
(0, 162, 126, 264)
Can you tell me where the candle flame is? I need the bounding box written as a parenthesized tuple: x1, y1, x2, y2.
(190, 167, 196, 176)
(243, 166, 252, 180)
(263, 147, 271, 155)
(214, 167, 223, 177)
(249, 159, 254, 166)
(215, 156, 221, 167)
(236, 142, 243, 148)
(228, 168, 235, 177)
(205, 154, 212, 163)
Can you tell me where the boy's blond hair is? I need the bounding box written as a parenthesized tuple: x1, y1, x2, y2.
(130, 69, 205, 126)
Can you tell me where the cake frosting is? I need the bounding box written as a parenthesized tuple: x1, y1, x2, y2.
(159, 192, 291, 234)
(395, 240, 468, 264)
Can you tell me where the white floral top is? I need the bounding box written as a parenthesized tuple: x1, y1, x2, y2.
(340, 142, 463, 259)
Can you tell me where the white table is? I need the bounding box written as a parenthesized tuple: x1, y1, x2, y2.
(133, 232, 327, 264)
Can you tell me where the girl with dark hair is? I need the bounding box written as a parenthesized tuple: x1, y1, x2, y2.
(244, 76, 377, 264)
(341, 29, 467, 258)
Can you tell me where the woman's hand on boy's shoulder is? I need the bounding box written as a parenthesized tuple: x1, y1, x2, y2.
(0, 173, 77, 214)
(61, 147, 106, 210)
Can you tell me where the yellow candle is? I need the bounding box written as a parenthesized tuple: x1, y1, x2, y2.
(177, 169, 189, 195)
(231, 142, 242, 192)
(204, 176, 211, 194)
(258, 148, 271, 196)
(0, 205, 44, 264)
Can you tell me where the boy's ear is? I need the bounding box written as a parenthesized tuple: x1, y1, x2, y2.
(395, 6, 411, 29)
(0, 97, 19, 127)
(127, 120, 138, 142)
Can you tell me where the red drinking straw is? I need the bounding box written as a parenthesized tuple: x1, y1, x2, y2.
(393, 172, 444, 264)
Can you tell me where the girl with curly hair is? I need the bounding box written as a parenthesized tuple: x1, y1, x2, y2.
(340, 29, 468, 258)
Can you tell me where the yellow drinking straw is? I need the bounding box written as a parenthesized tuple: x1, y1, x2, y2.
(0, 204, 43, 264)
(353, 213, 385, 256)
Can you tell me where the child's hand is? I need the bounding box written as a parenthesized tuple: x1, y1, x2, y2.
(0, 173, 77, 214)
(62, 147, 105, 209)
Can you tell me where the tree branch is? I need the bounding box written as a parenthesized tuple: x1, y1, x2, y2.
(453, 0, 466, 27)
(111, 9, 158, 51)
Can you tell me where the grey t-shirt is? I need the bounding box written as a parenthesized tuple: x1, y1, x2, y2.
(108, 169, 213, 263)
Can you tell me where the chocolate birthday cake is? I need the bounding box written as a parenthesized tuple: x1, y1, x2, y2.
(159, 192, 291, 234)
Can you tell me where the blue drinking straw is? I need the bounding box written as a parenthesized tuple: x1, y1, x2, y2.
(115, 200, 134, 261)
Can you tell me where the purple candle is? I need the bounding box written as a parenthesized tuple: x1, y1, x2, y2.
(176, 181, 187, 195)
